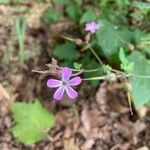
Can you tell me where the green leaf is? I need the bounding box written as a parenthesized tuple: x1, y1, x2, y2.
(119, 48, 128, 64)
(42, 8, 62, 24)
(117, 0, 130, 7)
(96, 20, 121, 61)
(62, 60, 74, 68)
(74, 62, 82, 69)
(133, 2, 150, 11)
(119, 48, 134, 72)
(53, 42, 77, 60)
(74, 0, 82, 6)
(54, 0, 67, 4)
(130, 12, 144, 21)
(16, 18, 26, 64)
(11, 100, 55, 145)
(103, 65, 112, 75)
(128, 52, 150, 108)
(0, 0, 10, 4)
(138, 33, 150, 54)
(80, 9, 97, 23)
(96, 20, 133, 62)
(82, 55, 102, 87)
(133, 29, 143, 44)
(66, 1, 81, 20)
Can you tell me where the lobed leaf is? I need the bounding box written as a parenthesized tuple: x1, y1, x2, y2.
(11, 100, 55, 145)
(96, 20, 133, 62)
(128, 52, 150, 108)
(53, 42, 77, 60)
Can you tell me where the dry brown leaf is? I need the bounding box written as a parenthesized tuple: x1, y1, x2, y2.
(64, 127, 72, 139)
(81, 139, 95, 150)
(0, 6, 12, 25)
(136, 146, 149, 150)
(95, 81, 107, 105)
(64, 138, 79, 150)
(25, 2, 50, 28)
(56, 110, 73, 125)
(0, 84, 18, 116)
(0, 93, 18, 116)
(133, 120, 146, 135)
(111, 143, 131, 150)
(81, 107, 91, 132)
(9, 74, 23, 88)
(138, 106, 148, 118)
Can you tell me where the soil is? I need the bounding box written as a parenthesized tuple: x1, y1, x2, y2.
(0, 2, 150, 150)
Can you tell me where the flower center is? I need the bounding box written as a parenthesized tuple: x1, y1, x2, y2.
(62, 81, 68, 86)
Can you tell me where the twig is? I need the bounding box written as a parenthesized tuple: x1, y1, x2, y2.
(0, 84, 10, 100)
(46, 133, 54, 142)
(110, 144, 120, 150)
(31, 69, 50, 74)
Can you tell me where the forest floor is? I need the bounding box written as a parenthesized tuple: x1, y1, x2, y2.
(0, 1, 150, 150)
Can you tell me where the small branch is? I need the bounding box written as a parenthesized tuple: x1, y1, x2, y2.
(46, 133, 54, 142)
(72, 71, 83, 77)
(110, 144, 120, 150)
(0, 84, 10, 100)
(31, 69, 50, 74)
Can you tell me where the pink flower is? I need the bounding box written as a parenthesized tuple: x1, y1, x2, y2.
(85, 21, 101, 33)
(47, 67, 82, 100)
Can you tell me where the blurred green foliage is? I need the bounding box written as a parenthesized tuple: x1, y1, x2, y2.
(12, 100, 55, 145)
(49, 0, 150, 108)
(119, 48, 134, 73)
(128, 52, 150, 108)
(43, 8, 62, 24)
(0, 0, 150, 118)
(16, 18, 26, 64)
(53, 42, 77, 61)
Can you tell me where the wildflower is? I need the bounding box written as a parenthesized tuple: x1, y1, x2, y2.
(47, 67, 82, 100)
(85, 21, 101, 33)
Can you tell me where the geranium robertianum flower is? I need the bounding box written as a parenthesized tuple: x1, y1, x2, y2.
(85, 21, 101, 33)
(47, 67, 82, 100)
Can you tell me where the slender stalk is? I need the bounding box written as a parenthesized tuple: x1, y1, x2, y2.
(114, 32, 134, 50)
(82, 76, 105, 81)
(111, 68, 124, 74)
(60, 35, 75, 42)
(72, 71, 83, 76)
(89, 47, 104, 67)
(131, 74, 150, 79)
(32, 70, 49, 74)
(72, 68, 102, 73)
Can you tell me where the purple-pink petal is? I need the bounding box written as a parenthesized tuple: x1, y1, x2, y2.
(85, 21, 101, 33)
(65, 86, 78, 99)
(95, 23, 100, 29)
(47, 79, 62, 88)
(54, 86, 65, 100)
(91, 21, 100, 29)
(90, 28, 96, 33)
(62, 67, 72, 81)
(85, 23, 91, 31)
(68, 77, 82, 86)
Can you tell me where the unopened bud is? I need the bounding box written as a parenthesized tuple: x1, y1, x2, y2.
(128, 44, 135, 51)
(85, 33, 91, 44)
(106, 73, 117, 81)
(75, 39, 83, 46)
